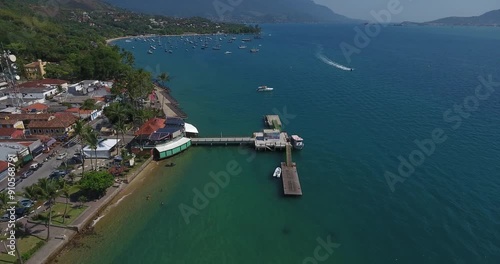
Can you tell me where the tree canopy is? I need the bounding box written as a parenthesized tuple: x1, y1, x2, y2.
(79, 171, 114, 198)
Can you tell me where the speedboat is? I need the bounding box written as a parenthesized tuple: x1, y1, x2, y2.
(225, 51, 232, 54)
(257, 86, 273, 92)
(273, 167, 282, 178)
(290, 135, 304, 150)
(147, 50, 153, 54)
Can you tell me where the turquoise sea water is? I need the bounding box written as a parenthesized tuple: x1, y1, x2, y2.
(55, 24, 500, 264)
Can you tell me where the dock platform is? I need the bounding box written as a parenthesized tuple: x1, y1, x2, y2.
(265, 115, 282, 130)
(281, 162, 302, 196)
(281, 143, 302, 196)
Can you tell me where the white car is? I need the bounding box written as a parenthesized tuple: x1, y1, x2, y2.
(56, 152, 68, 160)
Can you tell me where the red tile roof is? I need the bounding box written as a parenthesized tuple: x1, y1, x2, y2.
(0, 128, 23, 138)
(134, 118, 166, 136)
(18, 79, 68, 88)
(0, 113, 52, 122)
(0, 161, 8, 172)
(22, 103, 48, 112)
(28, 113, 79, 129)
(65, 108, 93, 115)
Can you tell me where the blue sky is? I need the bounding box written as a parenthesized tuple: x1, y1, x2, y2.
(313, 0, 500, 22)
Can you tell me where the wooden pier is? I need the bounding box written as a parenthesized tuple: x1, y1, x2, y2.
(265, 115, 282, 130)
(191, 137, 255, 145)
(281, 143, 302, 196)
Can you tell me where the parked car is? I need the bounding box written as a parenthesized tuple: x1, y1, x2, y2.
(15, 207, 29, 218)
(29, 162, 40, 170)
(56, 152, 68, 160)
(0, 214, 10, 222)
(19, 199, 34, 208)
(49, 170, 69, 179)
(21, 170, 34, 179)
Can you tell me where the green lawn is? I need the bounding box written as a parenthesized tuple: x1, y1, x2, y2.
(0, 235, 45, 263)
(33, 202, 88, 226)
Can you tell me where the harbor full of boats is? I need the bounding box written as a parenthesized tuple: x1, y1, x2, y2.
(119, 33, 266, 55)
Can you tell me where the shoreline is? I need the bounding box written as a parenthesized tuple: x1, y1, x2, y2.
(32, 81, 187, 263)
(36, 157, 157, 264)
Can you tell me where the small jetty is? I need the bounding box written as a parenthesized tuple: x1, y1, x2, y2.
(281, 143, 302, 196)
(265, 115, 282, 130)
(188, 115, 303, 196)
(191, 137, 254, 145)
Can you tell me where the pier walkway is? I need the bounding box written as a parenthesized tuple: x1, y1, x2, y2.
(191, 137, 254, 145)
(281, 143, 302, 196)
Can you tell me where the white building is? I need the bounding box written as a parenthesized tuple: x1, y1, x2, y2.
(5, 87, 58, 101)
(83, 139, 120, 159)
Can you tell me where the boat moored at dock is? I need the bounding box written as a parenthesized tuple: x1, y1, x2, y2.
(273, 167, 282, 178)
(290, 135, 304, 150)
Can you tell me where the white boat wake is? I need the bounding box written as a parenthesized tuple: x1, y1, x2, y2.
(92, 215, 105, 227)
(316, 51, 353, 71)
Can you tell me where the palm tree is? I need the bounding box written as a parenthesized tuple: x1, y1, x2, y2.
(104, 102, 128, 124)
(74, 119, 87, 177)
(37, 179, 58, 241)
(60, 182, 71, 224)
(85, 130, 99, 171)
(113, 119, 127, 156)
(0, 191, 8, 211)
(158, 72, 170, 88)
(23, 185, 40, 202)
(82, 125, 94, 170)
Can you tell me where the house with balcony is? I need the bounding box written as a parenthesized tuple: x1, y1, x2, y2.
(24, 59, 47, 80)
(26, 113, 78, 136)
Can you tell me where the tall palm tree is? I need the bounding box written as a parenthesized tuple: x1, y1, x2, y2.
(37, 179, 58, 241)
(113, 119, 127, 156)
(104, 102, 128, 124)
(73, 120, 86, 177)
(23, 185, 40, 202)
(60, 181, 71, 224)
(0, 191, 8, 211)
(85, 130, 99, 171)
(82, 125, 94, 170)
(158, 72, 170, 88)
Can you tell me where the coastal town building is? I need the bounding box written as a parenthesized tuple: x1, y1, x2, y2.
(0, 128, 24, 139)
(22, 103, 49, 113)
(24, 59, 47, 80)
(0, 141, 31, 163)
(82, 138, 120, 159)
(26, 113, 79, 136)
(0, 117, 24, 129)
(18, 79, 69, 90)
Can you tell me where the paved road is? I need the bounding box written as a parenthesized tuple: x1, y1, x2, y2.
(0, 142, 81, 194)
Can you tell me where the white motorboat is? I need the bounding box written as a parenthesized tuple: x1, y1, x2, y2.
(225, 51, 232, 54)
(290, 135, 304, 150)
(273, 167, 282, 178)
(239, 45, 247, 49)
(257, 85, 274, 92)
